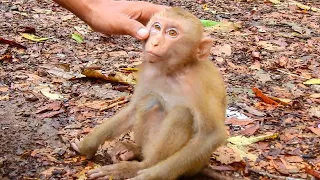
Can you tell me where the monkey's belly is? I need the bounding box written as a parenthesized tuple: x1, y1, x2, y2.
(142, 110, 164, 144)
(133, 102, 165, 147)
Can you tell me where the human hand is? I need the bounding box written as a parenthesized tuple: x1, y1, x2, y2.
(86, 1, 166, 40)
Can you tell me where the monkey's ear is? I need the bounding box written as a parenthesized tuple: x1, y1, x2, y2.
(196, 37, 213, 61)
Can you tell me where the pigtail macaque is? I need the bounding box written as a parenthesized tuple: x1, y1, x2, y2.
(71, 7, 227, 180)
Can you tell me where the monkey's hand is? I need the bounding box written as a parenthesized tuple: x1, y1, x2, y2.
(70, 138, 82, 153)
(71, 137, 98, 159)
(87, 161, 144, 179)
(111, 142, 141, 163)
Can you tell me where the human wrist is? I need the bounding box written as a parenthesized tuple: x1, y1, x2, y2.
(84, 0, 114, 27)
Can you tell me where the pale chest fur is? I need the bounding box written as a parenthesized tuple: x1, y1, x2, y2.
(140, 65, 195, 109)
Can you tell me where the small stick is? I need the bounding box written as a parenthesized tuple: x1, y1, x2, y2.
(100, 98, 130, 111)
(276, 69, 308, 79)
(248, 168, 305, 180)
(107, 96, 126, 104)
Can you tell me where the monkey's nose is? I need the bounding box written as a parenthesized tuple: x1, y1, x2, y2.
(151, 41, 159, 46)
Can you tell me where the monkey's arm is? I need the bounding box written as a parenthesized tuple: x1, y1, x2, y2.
(75, 105, 136, 159)
(133, 102, 226, 179)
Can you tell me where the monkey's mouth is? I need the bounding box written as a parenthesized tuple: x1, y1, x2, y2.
(146, 51, 162, 58)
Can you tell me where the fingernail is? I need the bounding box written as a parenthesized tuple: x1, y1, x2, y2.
(137, 28, 149, 39)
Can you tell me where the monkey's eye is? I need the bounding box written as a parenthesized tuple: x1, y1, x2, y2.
(151, 23, 161, 31)
(167, 29, 178, 37)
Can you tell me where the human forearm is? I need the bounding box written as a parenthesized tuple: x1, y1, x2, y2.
(52, 0, 93, 23)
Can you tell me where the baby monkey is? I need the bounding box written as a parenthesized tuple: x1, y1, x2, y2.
(72, 7, 227, 180)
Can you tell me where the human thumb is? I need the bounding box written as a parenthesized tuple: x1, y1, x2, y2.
(124, 18, 149, 40)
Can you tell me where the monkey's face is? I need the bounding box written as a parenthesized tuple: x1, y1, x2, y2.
(144, 18, 199, 67)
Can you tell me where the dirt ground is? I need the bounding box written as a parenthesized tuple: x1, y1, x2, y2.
(0, 0, 320, 179)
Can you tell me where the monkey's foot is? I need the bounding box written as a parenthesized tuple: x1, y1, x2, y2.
(87, 161, 143, 180)
(111, 142, 141, 163)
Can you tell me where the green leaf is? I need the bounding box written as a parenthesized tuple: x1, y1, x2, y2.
(72, 33, 84, 43)
(21, 33, 49, 42)
(303, 78, 320, 85)
(200, 20, 220, 27)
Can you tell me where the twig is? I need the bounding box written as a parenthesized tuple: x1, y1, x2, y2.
(99, 98, 130, 111)
(107, 96, 126, 104)
(248, 168, 305, 180)
(276, 69, 308, 79)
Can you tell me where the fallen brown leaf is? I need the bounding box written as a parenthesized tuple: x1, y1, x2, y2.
(35, 101, 62, 113)
(307, 127, 320, 136)
(212, 146, 242, 164)
(36, 109, 65, 119)
(0, 37, 27, 49)
(272, 159, 289, 175)
(18, 26, 36, 33)
(310, 93, 320, 99)
(284, 156, 304, 163)
(0, 95, 9, 101)
(278, 56, 288, 67)
(0, 54, 12, 61)
(31, 149, 40, 157)
(0, 86, 9, 92)
(241, 122, 260, 136)
(81, 69, 129, 84)
(46, 154, 58, 163)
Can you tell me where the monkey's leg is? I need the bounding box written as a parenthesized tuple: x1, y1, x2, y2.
(110, 142, 141, 163)
(86, 95, 163, 179)
(71, 106, 136, 159)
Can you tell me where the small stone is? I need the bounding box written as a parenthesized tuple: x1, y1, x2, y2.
(20, 55, 30, 60)
(24, 93, 38, 102)
(54, 148, 66, 156)
(13, 75, 28, 80)
(128, 51, 137, 59)
(16, 147, 24, 155)
(10, 5, 18, 11)
(311, 85, 320, 93)
(252, 51, 260, 58)
(272, 74, 282, 80)
(56, 53, 66, 59)
(261, 51, 268, 56)
(37, 69, 48, 77)
(52, 169, 66, 175)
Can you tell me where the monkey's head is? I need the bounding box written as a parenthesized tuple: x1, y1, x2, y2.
(143, 7, 213, 72)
